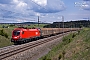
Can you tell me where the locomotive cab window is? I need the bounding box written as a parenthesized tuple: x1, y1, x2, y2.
(13, 30, 20, 36)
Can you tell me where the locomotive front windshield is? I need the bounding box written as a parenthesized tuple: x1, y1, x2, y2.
(13, 30, 20, 36)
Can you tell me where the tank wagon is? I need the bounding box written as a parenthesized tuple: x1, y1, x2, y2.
(11, 27, 80, 43)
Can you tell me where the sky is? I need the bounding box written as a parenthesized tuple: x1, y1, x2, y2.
(0, 0, 90, 23)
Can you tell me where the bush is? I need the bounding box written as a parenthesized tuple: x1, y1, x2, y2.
(9, 24, 15, 27)
(0, 29, 8, 38)
(62, 33, 76, 45)
(72, 33, 76, 38)
(58, 53, 62, 60)
(4, 33, 8, 38)
(0, 29, 4, 36)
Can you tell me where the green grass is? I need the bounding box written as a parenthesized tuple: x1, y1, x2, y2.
(0, 35, 13, 48)
(0, 28, 14, 48)
(39, 28, 90, 60)
(39, 32, 78, 60)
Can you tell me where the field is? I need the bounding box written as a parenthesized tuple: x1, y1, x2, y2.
(39, 28, 90, 60)
(0, 24, 47, 48)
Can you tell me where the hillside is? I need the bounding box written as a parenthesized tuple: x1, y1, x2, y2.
(0, 28, 13, 48)
(39, 28, 90, 60)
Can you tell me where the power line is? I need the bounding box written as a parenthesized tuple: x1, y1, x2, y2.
(0, 8, 38, 22)
(31, 0, 48, 13)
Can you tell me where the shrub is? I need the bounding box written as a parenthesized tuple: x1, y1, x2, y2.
(0, 29, 8, 38)
(72, 33, 76, 38)
(58, 53, 62, 60)
(0, 29, 4, 36)
(9, 24, 15, 27)
(4, 33, 8, 38)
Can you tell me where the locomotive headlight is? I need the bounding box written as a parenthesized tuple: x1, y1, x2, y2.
(14, 37, 17, 38)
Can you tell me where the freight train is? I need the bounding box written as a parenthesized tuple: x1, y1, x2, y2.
(11, 27, 80, 44)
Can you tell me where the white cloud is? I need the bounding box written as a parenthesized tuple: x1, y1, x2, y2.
(32, 0, 47, 6)
(35, 13, 41, 16)
(0, 0, 66, 14)
(75, 1, 90, 10)
(0, 0, 66, 23)
(81, 2, 90, 10)
(13, 0, 27, 7)
(31, 0, 66, 13)
(12, 0, 28, 13)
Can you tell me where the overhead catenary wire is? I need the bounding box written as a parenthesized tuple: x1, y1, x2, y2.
(0, 8, 37, 22)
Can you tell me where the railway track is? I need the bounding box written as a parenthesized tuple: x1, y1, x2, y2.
(0, 31, 72, 60)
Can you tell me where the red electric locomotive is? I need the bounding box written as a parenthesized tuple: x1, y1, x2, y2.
(11, 27, 41, 43)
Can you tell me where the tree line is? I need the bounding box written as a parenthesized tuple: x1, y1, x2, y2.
(43, 20, 90, 28)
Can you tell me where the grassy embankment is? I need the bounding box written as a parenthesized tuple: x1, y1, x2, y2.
(0, 28, 14, 48)
(0, 24, 19, 48)
(39, 28, 90, 60)
(0, 24, 47, 48)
